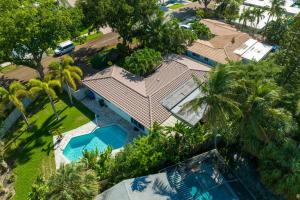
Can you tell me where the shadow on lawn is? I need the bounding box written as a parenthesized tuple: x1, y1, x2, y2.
(5, 92, 94, 169)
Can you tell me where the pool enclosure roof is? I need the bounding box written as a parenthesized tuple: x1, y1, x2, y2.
(161, 79, 206, 126)
(96, 150, 256, 200)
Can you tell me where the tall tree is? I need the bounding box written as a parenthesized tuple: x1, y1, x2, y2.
(0, 0, 82, 78)
(216, 0, 243, 21)
(47, 163, 98, 200)
(76, 0, 110, 29)
(124, 48, 163, 76)
(0, 82, 29, 127)
(108, 0, 160, 46)
(191, 21, 213, 40)
(192, 0, 212, 11)
(253, 7, 265, 30)
(275, 14, 300, 88)
(239, 7, 252, 30)
(265, 0, 285, 26)
(185, 65, 242, 142)
(48, 56, 83, 105)
(29, 78, 61, 121)
(140, 18, 196, 55)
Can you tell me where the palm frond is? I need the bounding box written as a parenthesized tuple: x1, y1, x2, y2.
(9, 95, 25, 113)
(14, 89, 29, 99)
(68, 66, 83, 77)
(48, 61, 61, 71)
(48, 88, 57, 99)
(9, 81, 26, 94)
(48, 80, 61, 89)
(29, 79, 43, 87)
(29, 87, 43, 97)
(0, 87, 9, 98)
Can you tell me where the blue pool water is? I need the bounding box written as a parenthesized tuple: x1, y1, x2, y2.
(63, 125, 127, 161)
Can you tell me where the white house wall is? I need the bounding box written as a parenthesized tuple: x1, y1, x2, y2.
(94, 93, 149, 134)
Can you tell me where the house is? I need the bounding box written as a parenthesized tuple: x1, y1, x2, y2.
(187, 19, 273, 66)
(244, 0, 300, 16)
(96, 149, 256, 200)
(82, 55, 210, 133)
(235, 0, 299, 30)
(235, 5, 274, 30)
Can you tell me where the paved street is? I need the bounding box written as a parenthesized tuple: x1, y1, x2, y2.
(0, 32, 120, 85)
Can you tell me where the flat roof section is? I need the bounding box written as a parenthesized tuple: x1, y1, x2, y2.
(241, 41, 273, 61)
(161, 79, 206, 126)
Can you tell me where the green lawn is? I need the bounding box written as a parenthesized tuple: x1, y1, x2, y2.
(0, 65, 18, 73)
(74, 32, 103, 45)
(169, 3, 185, 10)
(4, 95, 94, 200)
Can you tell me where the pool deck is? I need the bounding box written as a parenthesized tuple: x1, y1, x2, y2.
(53, 98, 141, 169)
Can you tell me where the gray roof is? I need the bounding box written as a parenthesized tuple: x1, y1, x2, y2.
(96, 173, 178, 200)
(96, 150, 256, 200)
(161, 79, 206, 126)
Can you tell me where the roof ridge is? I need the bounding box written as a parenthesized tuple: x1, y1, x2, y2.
(223, 33, 247, 60)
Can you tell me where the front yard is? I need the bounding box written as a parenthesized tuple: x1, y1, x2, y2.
(3, 95, 94, 200)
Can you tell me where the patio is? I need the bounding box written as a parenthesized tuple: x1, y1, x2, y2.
(53, 97, 141, 168)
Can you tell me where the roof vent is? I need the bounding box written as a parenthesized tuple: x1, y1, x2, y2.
(157, 78, 160, 82)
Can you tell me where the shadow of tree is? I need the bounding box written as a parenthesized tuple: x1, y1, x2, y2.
(131, 176, 152, 192)
(152, 178, 178, 200)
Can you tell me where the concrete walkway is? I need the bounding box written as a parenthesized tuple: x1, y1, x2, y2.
(53, 98, 141, 168)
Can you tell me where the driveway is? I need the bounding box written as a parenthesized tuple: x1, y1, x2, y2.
(1, 32, 120, 83)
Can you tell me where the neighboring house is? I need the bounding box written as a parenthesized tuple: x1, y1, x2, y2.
(236, 5, 274, 30)
(187, 19, 273, 66)
(82, 55, 210, 133)
(96, 149, 256, 200)
(244, 0, 300, 16)
(235, 0, 299, 30)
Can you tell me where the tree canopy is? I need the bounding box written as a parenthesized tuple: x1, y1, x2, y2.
(191, 21, 213, 40)
(124, 48, 162, 76)
(188, 59, 300, 199)
(0, 0, 82, 78)
(76, 0, 196, 54)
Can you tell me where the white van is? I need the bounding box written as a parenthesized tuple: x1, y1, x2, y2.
(54, 40, 75, 56)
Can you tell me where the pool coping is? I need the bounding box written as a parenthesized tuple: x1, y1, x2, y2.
(53, 120, 131, 169)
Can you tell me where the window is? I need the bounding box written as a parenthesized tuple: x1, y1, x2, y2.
(131, 118, 145, 131)
(204, 57, 209, 62)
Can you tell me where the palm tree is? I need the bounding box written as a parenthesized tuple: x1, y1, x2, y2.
(236, 79, 293, 156)
(265, 0, 285, 26)
(253, 7, 265, 31)
(239, 8, 252, 30)
(48, 56, 83, 105)
(29, 78, 61, 121)
(47, 163, 98, 200)
(185, 65, 242, 143)
(0, 81, 30, 127)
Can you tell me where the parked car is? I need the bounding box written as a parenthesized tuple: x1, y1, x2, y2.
(179, 24, 192, 29)
(54, 40, 75, 56)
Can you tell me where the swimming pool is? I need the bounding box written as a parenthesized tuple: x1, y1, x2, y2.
(63, 125, 127, 161)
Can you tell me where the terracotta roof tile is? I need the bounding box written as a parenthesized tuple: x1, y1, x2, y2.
(83, 55, 210, 128)
(188, 19, 252, 64)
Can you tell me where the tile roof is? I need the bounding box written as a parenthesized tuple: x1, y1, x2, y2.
(82, 55, 210, 129)
(188, 19, 252, 64)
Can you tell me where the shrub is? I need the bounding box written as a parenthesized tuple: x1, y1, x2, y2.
(124, 48, 162, 76)
(191, 21, 213, 40)
(89, 47, 122, 69)
(7, 173, 15, 184)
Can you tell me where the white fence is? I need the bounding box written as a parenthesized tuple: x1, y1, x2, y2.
(0, 98, 33, 138)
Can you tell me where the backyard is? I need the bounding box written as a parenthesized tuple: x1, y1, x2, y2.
(3, 95, 94, 200)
